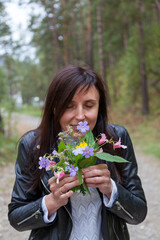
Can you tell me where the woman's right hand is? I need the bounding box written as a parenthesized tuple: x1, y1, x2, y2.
(45, 174, 80, 217)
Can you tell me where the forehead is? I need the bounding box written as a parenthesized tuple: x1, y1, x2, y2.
(72, 85, 100, 101)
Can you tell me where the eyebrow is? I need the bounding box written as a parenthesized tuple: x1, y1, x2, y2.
(71, 99, 98, 103)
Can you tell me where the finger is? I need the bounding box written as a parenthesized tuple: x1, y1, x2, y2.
(60, 178, 80, 193)
(84, 168, 108, 179)
(59, 190, 74, 199)
(82, 164, 108, 174)
(48, 176, 57, 185)
(49, 174, 78, 188)
(48, 172, 73, 185)
(85, 175, 107, 184)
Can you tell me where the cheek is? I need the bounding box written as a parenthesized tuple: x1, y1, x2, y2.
(59, 112, 72, 130)
(88, 109, 99, 129)
(59, 115, 66, 130)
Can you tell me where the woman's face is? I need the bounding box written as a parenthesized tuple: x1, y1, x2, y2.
(59, 85, 100, 134)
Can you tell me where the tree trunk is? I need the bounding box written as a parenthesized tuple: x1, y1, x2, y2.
(108, 51, 116, 102)
(155, 0, 160, 11)
(79, 1, 88, 64)
(153, 2, 160, 23)
(96, 3, 110, 104)
(88, 0, 94, 68)
(137, 0, 149, 114)
(50, 0, 61, 72)
(122, 16, 128, 49)
(72, 9, 81, 64)
(0, 113, 4, 134)
(61, 0, 69, 65)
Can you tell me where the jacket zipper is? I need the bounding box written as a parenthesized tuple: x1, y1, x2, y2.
(41, 178, 51, 194)
(115, 201, 134, 219)
(112, 217, 120, 240)
(64, 205, 73, 223)
(17, 209, 41, 225)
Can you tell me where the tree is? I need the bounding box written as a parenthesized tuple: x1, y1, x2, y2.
(96, 0, 110, 104)
(137, 0, 149, 114)
(87, 0, 94, 68)
(15, 0, 160, 114)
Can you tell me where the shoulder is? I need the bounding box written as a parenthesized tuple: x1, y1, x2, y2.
(16, 130, 40, 169)
(19, 130, 39, 152)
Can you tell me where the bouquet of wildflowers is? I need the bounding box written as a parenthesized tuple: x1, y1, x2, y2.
(39, 121, 128, 195)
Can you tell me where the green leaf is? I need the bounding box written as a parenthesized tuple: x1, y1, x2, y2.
(58, 141, 66, 153)
(96, 152, 128, 163)
(82, 182, 91, 195)
(78, 169, 83, 185)
(79, 156, 97, 168)
(82, 130, 95, 146)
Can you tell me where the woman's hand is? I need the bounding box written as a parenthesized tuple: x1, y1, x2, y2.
(46, 174, 80, 217)
(82, 164, 113, 199)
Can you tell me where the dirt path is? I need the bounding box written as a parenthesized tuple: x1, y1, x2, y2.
(127, 147, 160, 239)
(0, 114, 160, 239)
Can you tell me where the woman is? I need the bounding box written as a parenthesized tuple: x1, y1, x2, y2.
(8, 65, 147, 240)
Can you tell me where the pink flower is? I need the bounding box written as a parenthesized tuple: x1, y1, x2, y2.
(97, 148, 103, 153)
(58, 172, 65, 178)
(98, 133, 108, 145)
(113, 138, 127, 149)
(54, 171, 65, 184)
(46, 161, 57, 171)
(50, 161, 56, 165)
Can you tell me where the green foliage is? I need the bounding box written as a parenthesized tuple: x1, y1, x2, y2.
(110, 107, 160, 160)
(82, 130, 95, 147)
(0, 134, 17, 166)
(16, 104, 42, 117)
(0, 0, 159, 151)
(96, 152, 128, 163)
(0, 67, 7, 102)
(79, 156, 96, 168)
(1, 0, 159, 115)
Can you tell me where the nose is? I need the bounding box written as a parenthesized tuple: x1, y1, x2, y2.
(75, 106, 85, 121)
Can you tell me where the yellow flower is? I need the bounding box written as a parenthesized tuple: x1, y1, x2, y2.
(76, 141, 88, 149)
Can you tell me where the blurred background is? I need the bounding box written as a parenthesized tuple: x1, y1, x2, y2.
(0, 0, 160, 239)
(0, 0, 160, 162)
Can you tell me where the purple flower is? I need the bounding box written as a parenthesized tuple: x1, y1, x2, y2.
(52, 150, 60, 156)
(77, 121, 89, 133)
(72, 147, 83, 156)
(69, 165, 78, 177)
(39, 157, 50, 169)
(82, 146, 94, 158)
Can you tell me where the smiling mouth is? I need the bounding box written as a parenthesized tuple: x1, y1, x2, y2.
(71, 124, 78, 128)
(71, 125, 78, 130)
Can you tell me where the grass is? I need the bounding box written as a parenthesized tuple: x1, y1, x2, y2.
(0, 134, 18, 166)
(16, 104, 42, 117)
(109, 106, 160, 160)
(0, 104, 42, 166)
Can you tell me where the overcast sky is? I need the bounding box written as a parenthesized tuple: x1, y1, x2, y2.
(3, 1, 45, 59)
(5, 1, 32, 42)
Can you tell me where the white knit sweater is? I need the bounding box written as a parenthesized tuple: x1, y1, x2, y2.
(69, 187, 103, 240)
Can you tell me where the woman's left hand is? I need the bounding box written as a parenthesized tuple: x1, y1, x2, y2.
(82, 164, 112, 199)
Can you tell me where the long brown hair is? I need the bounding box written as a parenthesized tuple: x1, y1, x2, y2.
(28, 65, 122, 190)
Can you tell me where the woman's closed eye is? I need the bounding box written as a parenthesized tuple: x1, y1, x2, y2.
(66, 104, 74, 109)
(85, 104, 94, 108)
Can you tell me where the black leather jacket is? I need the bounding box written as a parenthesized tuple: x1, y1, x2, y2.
(8, 124, 147, 240)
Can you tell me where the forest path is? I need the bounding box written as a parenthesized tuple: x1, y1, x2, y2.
(0, 113, 159, 240)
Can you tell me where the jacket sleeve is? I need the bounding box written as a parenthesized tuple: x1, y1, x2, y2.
(107, 125, 147, 224)
(8, 132, 56, 232)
